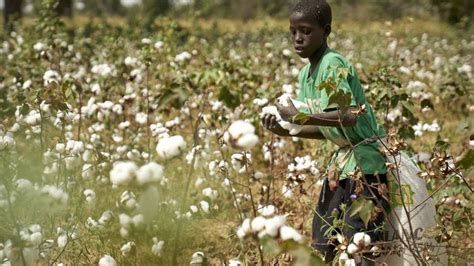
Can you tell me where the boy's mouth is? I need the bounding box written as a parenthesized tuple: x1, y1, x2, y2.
(295, 47, 305, 55)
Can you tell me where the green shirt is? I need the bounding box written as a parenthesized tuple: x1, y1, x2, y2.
(297, 48, 387, 179)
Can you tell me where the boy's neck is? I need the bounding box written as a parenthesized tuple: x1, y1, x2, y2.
(308, 42, 329, 71)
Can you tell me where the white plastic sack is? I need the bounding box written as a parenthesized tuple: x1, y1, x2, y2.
(380, 151, 447, 265)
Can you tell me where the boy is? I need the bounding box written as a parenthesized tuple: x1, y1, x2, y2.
(261, 0, 389, 262)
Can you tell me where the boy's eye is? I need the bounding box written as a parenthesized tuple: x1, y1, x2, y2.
(301, 28, 311, 35)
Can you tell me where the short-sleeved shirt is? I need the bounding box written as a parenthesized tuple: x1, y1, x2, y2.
(297, 48, 387, 179)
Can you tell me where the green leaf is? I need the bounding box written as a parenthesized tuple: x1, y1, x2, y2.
(401, 102, 418, 124)
(328, 90, 352, 112)
(350, 198, 375, 228)
(350, 198, 366, 217)
(435, 139, 451, 151)
(290, 245, 325, 266)
(20, 103, 30, 116)
(218, 86, 240, 108)
(398, 126, 415, 140)
(260, 235, 281, 257)
(458, 149, 474, 169)
(292, 112, 311, 124)
(318, 77, 336, 93)
(337, 67, 350, 80)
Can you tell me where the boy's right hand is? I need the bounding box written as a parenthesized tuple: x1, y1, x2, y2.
(261, 114, 286, 136)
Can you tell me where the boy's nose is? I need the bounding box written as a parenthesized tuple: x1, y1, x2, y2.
(295, 32, 304, 43)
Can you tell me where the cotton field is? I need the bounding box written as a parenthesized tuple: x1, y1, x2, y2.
(0, 9, 473, 265)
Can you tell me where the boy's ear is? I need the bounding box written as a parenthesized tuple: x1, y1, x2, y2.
(323, 25, 331, 37)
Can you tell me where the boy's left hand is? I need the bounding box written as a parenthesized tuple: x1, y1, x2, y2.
(275, 98, 299, 122)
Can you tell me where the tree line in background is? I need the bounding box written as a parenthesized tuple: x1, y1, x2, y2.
(3, 0, 473, 32)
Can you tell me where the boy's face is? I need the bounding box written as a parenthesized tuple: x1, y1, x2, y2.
(289, 12, 328, 59)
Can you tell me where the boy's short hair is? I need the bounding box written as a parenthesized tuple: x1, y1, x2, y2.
(292, 0, 332, 27)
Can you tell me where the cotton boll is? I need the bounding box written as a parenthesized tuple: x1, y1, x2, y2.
(15, 178, 33, 193)
(83, 189, 96, 205)
(194, 177, 205, 187)
(251, 216, 266, 232)
(190, 251, 205, 265)
(353, 232, 371, 248)
(260, 94, 307, 136)
(120, 227, 129, 238)
(236, 133, 259, 150)
(240, 218, 251, 237)
(258, 205, 277, 217)
(135, 112, 147, 124)
(91, 64, 114, 77)
(110, 161, 138, 187)
(231, 152, 251, 173)
(263, 215, 286, 237)
(132, 214, 144, 227)
(82, 164, 94, 180)
(225, 120, 259, 150)
(99, 255, 117, 266)
(98, 210, 113, 225)
(156, 135, 187, 159)
(119, 191, 137, 209)
(279, 225, 303, 243)
(25, 110, 41, 125)
(281, 185, 293, 198)
(199, 200, 210, 213)
(136, 162, 164, 185)
(253, 98, 269, 106)
(339, 252, 349, 263)
(190, 205, 198, 213)
(347, 243, 359, 254)
(282, 48, 291, 57)
(202, 187, 218, 200)
(151, 238, 164, 256)
(154, 41, 164, 50)
(43, 70, 61, 86)
(118, 213, 131, 229)
(175, 51, 191, 62)
(30, 232, 43, 246)
(229, 259, 242, 266)
(120, 241, 136, 256)
(57, 233, 67, 248)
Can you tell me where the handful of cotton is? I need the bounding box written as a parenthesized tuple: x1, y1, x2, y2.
(260, 94, 308, 135)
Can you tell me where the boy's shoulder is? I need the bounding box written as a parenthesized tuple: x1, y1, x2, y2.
(322, 49, 351, 68)
(297, 49, 355, 81)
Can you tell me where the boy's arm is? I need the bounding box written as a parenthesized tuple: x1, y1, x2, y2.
(275, 99, 358, 128)
(261, 114, 326, 139)
(305, 107, 357, 127)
